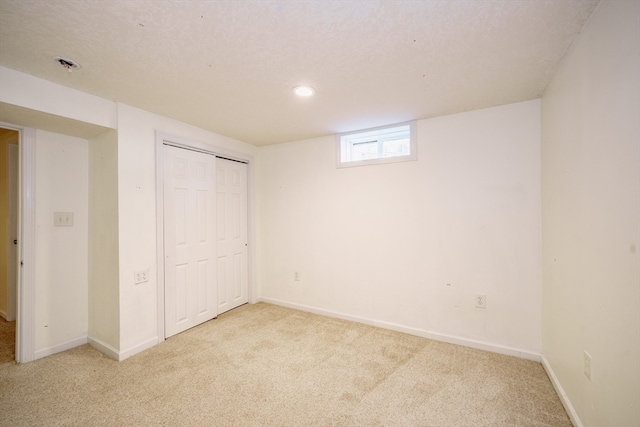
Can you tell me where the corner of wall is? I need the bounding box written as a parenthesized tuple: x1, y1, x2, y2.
(88, 129, 120, 351)
(541, 1, 640, 425)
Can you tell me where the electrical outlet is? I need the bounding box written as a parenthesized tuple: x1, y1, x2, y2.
(584, 350, 592, 381)
(293, 271, 300, 281)
(134, 269, 149, 284)
(475, 293, 487, 308)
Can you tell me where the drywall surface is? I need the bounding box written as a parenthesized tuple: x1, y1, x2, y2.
(116, 103, 257, 356)
(34, 129, 88, 352)
(541, 1, 640, 426)
(259, 100, 541, 354)
(0, 66, 116, 130)
(88, 129, 119, 350)
(0, 130, 18, 320)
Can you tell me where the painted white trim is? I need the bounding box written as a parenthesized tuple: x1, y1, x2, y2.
(6, 142, 18, 322)
(0, 309, 8, 320)
(246, 156, 257, 305)
(541, 354, 582, 427)
(89, 335, 158, 361)
(33, 335, 88, 360)
(118, 336, 158, 361)
(155, 134, 166, 345)
(0, 122, 36, 363)
(18, 126, 36, 364)
(88, 336, 120, 360)
(259, 297, 541, 362)
(155, 131, 257, 343)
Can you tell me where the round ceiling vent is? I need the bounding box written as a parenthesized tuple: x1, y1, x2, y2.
(53, 56, 80, 72)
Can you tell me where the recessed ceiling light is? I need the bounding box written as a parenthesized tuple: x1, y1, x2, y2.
(53, 56, 80, 72)
(293, 85, 316, 97)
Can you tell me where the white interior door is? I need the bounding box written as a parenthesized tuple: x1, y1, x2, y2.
(216, 157, 248, 314)
(164, 145, 217, 338)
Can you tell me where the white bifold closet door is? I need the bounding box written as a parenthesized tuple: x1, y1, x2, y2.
(215, 157, 248, 315)
(164, 145, 217, 338)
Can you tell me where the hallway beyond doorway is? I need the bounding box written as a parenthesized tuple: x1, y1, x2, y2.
(0, 316, 15, 363)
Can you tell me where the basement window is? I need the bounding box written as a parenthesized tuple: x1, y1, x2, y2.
(336, 121, 417, 168)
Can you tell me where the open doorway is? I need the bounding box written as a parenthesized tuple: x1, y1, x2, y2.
(0, 127, 18, 363)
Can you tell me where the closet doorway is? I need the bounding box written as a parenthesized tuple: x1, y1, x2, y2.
(161, 139, 249, 339)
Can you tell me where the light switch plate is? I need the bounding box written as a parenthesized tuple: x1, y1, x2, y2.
(54, 212, 74, 227)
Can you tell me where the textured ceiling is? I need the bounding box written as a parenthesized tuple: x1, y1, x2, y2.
(0, 0, 599, 146)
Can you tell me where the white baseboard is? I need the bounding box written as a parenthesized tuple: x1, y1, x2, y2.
(33, 335, 88, 361)
(0, 308, 13, 322)
(88, 336, 120, 360)
(541, 354, 582, 427)
(118, 336, 159, 361)
(258, 297, 541, 362)
(89, 335, 159, 361)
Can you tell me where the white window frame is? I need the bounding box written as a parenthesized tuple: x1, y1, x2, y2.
(336, 121, 417, 168)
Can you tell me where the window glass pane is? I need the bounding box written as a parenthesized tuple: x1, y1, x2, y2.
(350, 141, 379, 160)
(337, 121, 416, 168)
(382, 138, 410, 158)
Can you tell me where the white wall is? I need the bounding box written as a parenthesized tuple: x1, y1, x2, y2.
(259, 100, 541, 356)
(1, 68, 259, 359)
(88, 129, 119, 350)
(541, 1, 640, 426)
(115, 103, 258, 357)
(0, 66, 116, 130)
(34, 129, 88, 354)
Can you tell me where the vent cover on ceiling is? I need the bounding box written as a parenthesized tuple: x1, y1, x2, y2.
(54, 56, 80, 72)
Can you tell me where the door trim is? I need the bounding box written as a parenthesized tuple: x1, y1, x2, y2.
(0, 121, 36, 363)
(7, 142, 18, 322)
(155, 131, 256, 343)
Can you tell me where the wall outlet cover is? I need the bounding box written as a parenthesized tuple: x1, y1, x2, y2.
(475, 293, 487, 308)
(134, 269, 150, 284)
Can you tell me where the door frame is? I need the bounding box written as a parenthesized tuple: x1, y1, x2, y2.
(155, 131, 256, 343)
(7, 141, 19, 322)
(0, 121, 36, 363)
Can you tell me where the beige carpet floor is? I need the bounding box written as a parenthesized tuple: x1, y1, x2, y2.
(0, 316, 15, 364)
(0, 303, 571, 426)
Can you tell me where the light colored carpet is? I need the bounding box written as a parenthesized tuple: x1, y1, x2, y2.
(0, 303, 571, 426)
(0, 316, 15, 364)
